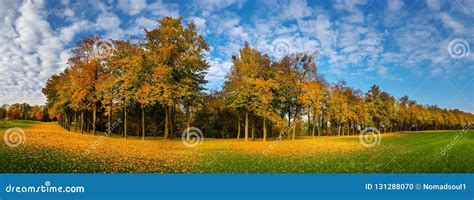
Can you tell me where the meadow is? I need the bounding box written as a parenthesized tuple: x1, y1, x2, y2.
(0, 120, 472, 173)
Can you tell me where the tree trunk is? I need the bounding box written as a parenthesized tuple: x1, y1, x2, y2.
(288, 111, 291, 139)
(353, 122, 356, 135)
(141, 105, 145, 140)
(294, 108, 300, 139)
(237, 115, 241, 139)
(65, 113, 69, 131)
(93, 105, 97, 135)
(170, 104, 175, 138)
(251, 117, 255, 141)
(164, 105, 169, 140)
(81, 112, 84, 134)
(307, 111, 311, 135)
(244, 111, 249, 141)
(343, 124, 346, 136)
(74, 112, 77, 132)
(67, 113, 70, 131)
(108, 112, 111, 137)
(124, 105, 127, 139)
(337, 124, 341, 136)
(86, 112, 89, 132)
(186, 105, 191, 141)
(292, 117, 297, 140)
(321, 115, 325, 136)
(341, 123, 344, 136)
(263, 118, 267, 142)
(110, 103, 113, 137)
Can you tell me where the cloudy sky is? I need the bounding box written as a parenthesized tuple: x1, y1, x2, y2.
(0, 0, 473, 112)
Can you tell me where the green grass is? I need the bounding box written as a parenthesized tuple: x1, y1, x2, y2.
(0, 121, 472, 173)
(0, 120, 38, 129)
(193, 131, 474, 173)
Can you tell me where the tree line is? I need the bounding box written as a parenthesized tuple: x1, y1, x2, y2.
(0, 103, 51, 122)
(41, 16, 474, 140)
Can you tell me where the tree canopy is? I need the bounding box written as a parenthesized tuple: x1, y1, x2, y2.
(40, 16, 474, 141)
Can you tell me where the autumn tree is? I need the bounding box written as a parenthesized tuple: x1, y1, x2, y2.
(223, 43, 281, 141)
(40, 16, 474, 141)
(69, 36, 110, 134)
(144, 17, 210, 139)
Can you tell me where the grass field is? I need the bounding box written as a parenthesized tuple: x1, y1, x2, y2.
(0, 120, 473, 173)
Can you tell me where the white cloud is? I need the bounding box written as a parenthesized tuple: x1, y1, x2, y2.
(120, 17, 156, 40)
(117, 0, 147, 15)
(60, 0, 70, 6)
(207, 14, 250, 42)
(94, 11, 124, 38)
(377, 66, 388, 76)
(341, 12, 364, 23)
(189, 16, 207, 33)
(334, 0, 367, 12)
(0, 0, 472, 106)
(387, 0, 404, 12)
(426, 0, 441, 11)
(0, 0, 71, 105)
(62, 8, 75, 18)
(147, 0, 180, 17)
(59, 21, 89, 43)
(439, 12, 464, 33)
(194, 0, 242, 16)
(280, 0, 312, 20)
(205, 57, 232, 90)
(383, 0, 405, 26)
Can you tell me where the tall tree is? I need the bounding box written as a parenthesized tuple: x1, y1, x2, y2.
(144, 17, 210, 139)
(300, 80, 324, 137)
(223, 43, 280, 141)
(106, 40, 145, 138)
(69, 36, 109, 135)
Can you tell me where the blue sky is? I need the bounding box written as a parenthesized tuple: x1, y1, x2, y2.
(0, 0, 473, 113)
